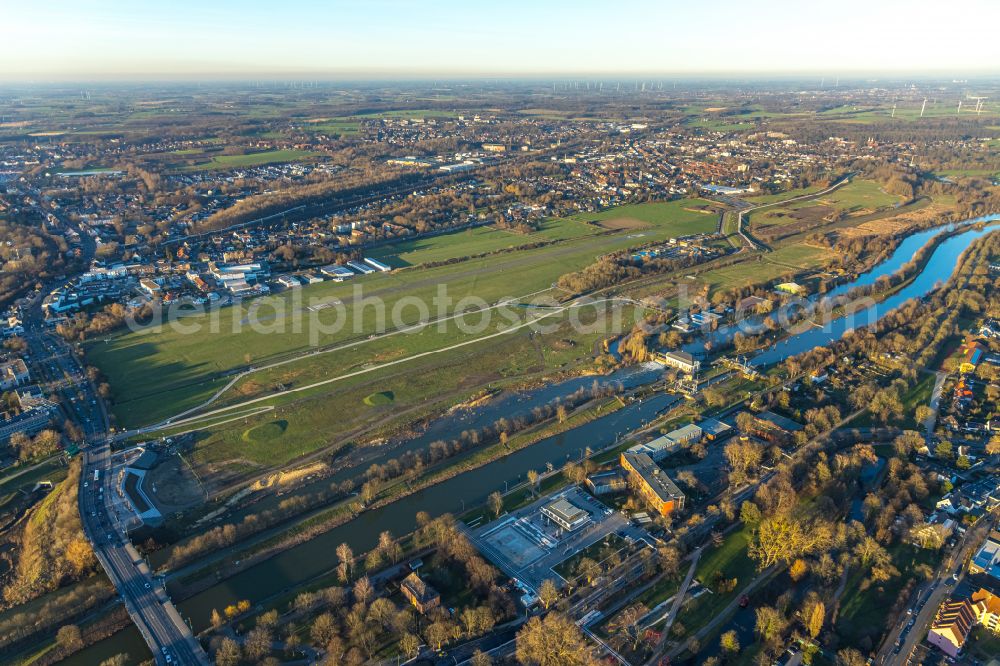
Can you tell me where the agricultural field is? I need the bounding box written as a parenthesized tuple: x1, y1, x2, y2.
(818, 102, 1000, 123)
(296, 118, 361, 135)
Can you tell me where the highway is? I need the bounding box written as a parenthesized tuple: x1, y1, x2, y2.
(18, 191, 209, 665)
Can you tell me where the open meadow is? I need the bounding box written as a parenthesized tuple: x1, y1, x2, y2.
(88, 200, 718, 429)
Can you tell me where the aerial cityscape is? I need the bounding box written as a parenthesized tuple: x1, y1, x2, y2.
(2, 2, 1000, 666)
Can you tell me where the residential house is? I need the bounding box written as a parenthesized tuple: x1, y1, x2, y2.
(927, 598, 977, 657)
(0, 358, 29, 390)
(400, 573, 441, 614)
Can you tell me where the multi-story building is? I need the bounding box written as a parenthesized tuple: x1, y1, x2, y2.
(620, 451, 685, 517)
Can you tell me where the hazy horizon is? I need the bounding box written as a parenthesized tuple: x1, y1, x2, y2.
(5, 0, 1000, 82)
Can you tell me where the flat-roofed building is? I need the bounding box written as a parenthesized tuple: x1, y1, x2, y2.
(620, 451, 685, 517)
(627, 423, 703, 462)
(969, 530, 1000, 580)
(0, 358, 29, 390)
(698, 417, 734, 441)
(541, 497, 589, 533)
(586, 470, 627, 496)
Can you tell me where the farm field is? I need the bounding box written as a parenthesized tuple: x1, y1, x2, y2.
(181, 149, 320, 171)
(297, 118, 361, 135)
(818, 103, 1000, 123)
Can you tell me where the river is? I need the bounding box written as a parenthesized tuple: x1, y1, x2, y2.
(60, 214, 999, 664)
(683, 214, 999, 357)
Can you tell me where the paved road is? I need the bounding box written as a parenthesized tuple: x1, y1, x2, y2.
(875, 516, 995, 665)
(18, 196, 209, 665)
(924, 370, 948, 443)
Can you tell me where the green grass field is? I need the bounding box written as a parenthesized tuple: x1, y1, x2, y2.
(678, 524, 758, 631)
(88, 199, 718, 428)
(744, 185, 824, 205)
(363, 391, 394, 406)
(369, 217, 595, 267)
(181, 149, 319, 171)
(934, 168, 1000, 180)
(763, 243, 830, 269)
(298, 119, 361, 135)
(563, 199, 721, 234)
(694, 241, 831, 293)
(159, 306, 625, 478)
(751, 180, 901, 228)
(819, 103, 1000, 123)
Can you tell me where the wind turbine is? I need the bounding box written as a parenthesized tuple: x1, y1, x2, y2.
(920, 98, 927, 117)
(968, 96, 988, 114)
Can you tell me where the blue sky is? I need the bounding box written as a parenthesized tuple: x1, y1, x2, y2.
(4, 0, 999, 79)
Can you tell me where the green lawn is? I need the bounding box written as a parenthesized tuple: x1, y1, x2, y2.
(678, 524, 758, 632)
(298, 119, 360, 135)
(695, 258, 801, 293)
(763, 243, 830, 269)
(899, 372, 937, 428)
(181, 149, 319, 171)
(934, 168, 1000, 180)
(123, 307, 627, 477)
